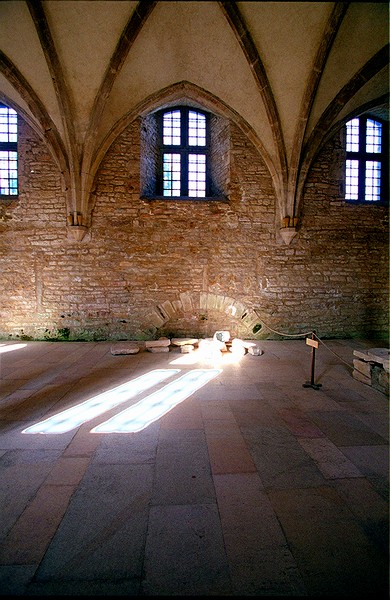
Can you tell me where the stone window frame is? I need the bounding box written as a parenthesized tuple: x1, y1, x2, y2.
(140, 102, 229, 202)
(157, 105, 210, 198)
(344, 114, 389, 204)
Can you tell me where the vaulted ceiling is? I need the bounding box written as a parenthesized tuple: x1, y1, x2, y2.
(0, 1, 388, 224)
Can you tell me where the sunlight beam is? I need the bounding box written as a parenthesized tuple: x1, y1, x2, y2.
(0, 343, 27, 354)
(22, 369, 180, 434)
(91, 368, 222, 433)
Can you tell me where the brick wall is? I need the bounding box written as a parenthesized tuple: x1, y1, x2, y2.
(0, 115, 388, 341)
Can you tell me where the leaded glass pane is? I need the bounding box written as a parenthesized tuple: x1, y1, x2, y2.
(345, 159, 359, 200)
(0, 150, 18, 195)
(188, 154, 206, 197)
(0, 105, 17, 143)
(163, 110, 181, 145)
(188, 111, 206, 146)
(163, 153, 181, 196)
(346, 118, 359, 152)
(366, 119, 382, 153)
(365, 161, 381, 201)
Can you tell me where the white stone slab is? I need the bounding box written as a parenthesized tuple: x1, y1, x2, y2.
(229, 340, 246, 356)
(213, 331, 230, 342)
(171, 338, 199, 346)
(180, 345, 194, 353)
(145, 338, 171, 348)
(248, 346, 263, 356)
(110, 343, 140, 355)
(240, 340, 257, 349)
(198, 339, 222, 358)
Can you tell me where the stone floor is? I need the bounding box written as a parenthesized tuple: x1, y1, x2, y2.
(0, 338, 388, 597)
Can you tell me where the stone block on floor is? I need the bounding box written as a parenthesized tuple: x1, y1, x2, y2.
(110, 342, 140, 355)
(145, 338, 170, 348)
(352, 348, 389, 395)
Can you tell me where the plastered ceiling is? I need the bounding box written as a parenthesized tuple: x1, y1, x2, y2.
(0, 0, 388, 224)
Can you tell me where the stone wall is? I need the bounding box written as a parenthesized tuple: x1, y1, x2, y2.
(0, 115, 388, 341)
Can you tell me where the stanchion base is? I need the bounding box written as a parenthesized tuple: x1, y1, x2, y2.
(302, 382, 322, 390)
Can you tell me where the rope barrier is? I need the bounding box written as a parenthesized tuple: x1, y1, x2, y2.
(254, 314, 313, 338)
(254, 314, 355, 380)
(312, 333, 354, 370)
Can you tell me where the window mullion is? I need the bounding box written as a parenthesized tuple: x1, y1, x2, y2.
(381, 124, 389, 202)
(181, 108, 188, 196)
(181, 150, 188, 197)
(358, 160, 366, 202)
(357, 118, 365, 201)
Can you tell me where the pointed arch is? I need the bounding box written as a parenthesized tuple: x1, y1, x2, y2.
(84, 81, 281, 223)
(27, 0, 78, 209)
(288, 2, 349, 219)
(0, 50, 69, 186)
(80, 0, 157, 218)
(218, 0, 287, 197)
(295, 44, 389, 214)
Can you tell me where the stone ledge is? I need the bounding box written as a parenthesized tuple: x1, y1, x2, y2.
(352, 347, 389, 395)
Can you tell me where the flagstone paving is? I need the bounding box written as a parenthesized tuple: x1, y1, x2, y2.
(0, 338, 388, 596)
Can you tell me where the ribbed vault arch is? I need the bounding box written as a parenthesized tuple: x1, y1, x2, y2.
(0, 50, 69, 187)
(26, 0, 79, 211)
(295, 44, 389, 214)
(85, 80, 280, 225)
(289, 2, 348, 220)
(80, 1, 157, 218)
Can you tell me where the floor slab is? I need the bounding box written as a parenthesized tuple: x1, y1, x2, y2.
(0, 338, 388, 596)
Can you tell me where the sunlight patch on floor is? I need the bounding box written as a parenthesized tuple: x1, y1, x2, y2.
(170, 346, 244, 367)
(91, 369, 222, 433)
(21, 369, 180, 434)
(0, 343, 27, 354)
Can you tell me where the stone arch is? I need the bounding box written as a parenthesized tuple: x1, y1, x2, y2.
(144, 291, 264, 339)
(86, 81, 280, 222)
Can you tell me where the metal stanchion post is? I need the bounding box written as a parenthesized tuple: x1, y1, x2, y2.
(303, 330, 322, 390)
